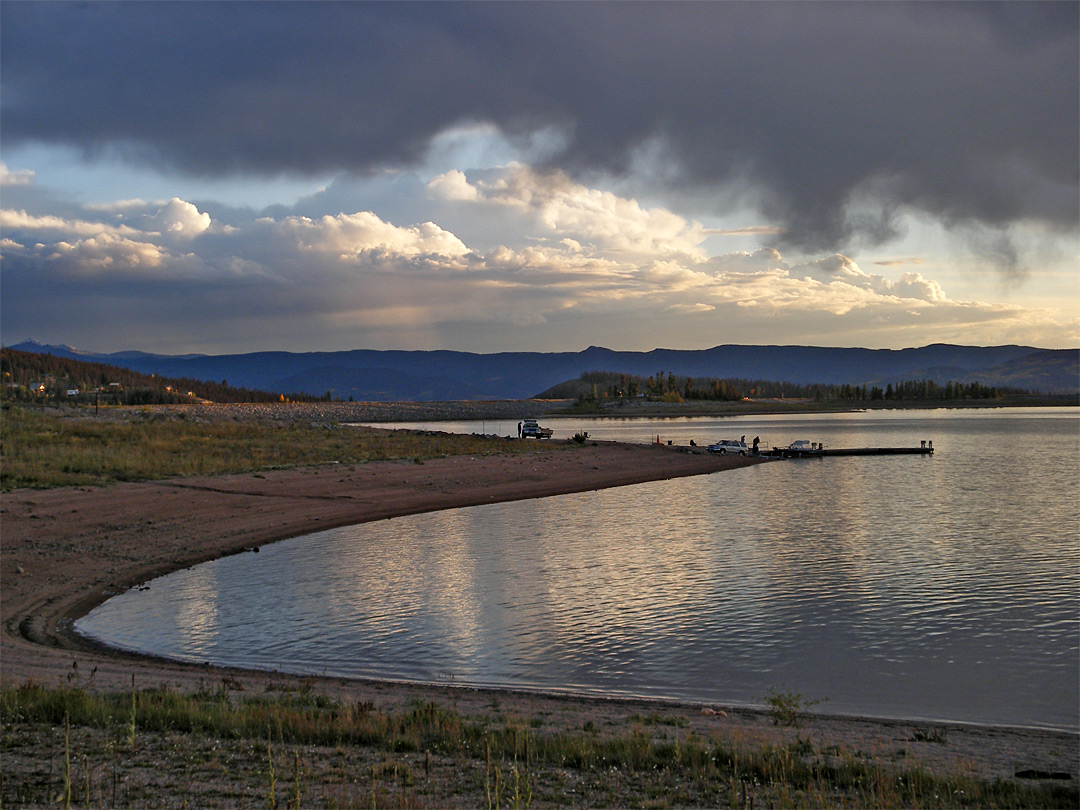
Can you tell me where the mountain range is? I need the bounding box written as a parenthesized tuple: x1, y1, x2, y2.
(10, 341, 1078, 400)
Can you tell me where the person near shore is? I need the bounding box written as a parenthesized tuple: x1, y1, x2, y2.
(752, 436, 760, 454)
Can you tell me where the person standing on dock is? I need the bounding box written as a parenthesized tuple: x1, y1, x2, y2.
(752, 436, 760, 454)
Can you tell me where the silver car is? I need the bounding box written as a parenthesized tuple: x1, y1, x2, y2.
(707, 439, 748, 455)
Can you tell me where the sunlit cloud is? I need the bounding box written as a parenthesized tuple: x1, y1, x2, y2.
(0, 162, 34, 186)
(1, 166, 1075, 353)
(270, 211, 470, 260)
(142, 198, 211, 239)
(46, 233, 171, 275)
(703, 225, 784, 237)
(0, 208, 143, 238)
(874, 257, 925, 267)
(429, 166, 708, 259)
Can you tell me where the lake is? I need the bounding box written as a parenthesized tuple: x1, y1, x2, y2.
(75, 408, 1079, 730)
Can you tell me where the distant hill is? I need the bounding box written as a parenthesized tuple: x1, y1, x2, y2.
(1, 347, 321, 404)
(9, 340, 1078, 400)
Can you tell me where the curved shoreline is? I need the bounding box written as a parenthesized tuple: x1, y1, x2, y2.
(2, 441, 1076, 784)
(3, 442, 759, 680)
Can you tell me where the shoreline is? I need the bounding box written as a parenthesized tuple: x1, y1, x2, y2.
(143, 396, 1079, 426)
(3, 441, 762, 683)
(2, 440, 1077, 787)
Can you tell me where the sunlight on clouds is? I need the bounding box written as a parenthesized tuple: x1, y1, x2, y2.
(874, 257, 925, 267)
(423, 123, 571, 176)
(0, 209, 143, 238)
(143, 198, 211, 238)
(640, 260, 709, 292)
(47, 233, 168, 273)
(1, 198, 211, 243)
(85, 199, 167, 213)
(791, 254, 948, 303)
(426, 169, 478, 202)
(274, 211, 470, 259)
(892, 272, 947, 302)
(2, 162, 1075, 351)
(0, 163, 35, 186)
(664, 302, 716, 314)
(704, 225, 784, 236)
(429, 166, 708, 259)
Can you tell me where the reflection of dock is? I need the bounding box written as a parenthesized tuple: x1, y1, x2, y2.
(766, 442, 934, 459)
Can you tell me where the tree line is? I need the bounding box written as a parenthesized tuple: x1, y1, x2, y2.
(564, 370, 1031, 404)
(0, 348, 323, 405)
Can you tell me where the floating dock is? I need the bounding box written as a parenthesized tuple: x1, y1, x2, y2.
(822, 446, 933, 456)
(766, 441, 934, 459)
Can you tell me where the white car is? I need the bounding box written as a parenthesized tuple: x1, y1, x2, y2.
(707, 439, 748, 455)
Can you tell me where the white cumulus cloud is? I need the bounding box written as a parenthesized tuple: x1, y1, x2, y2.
(273, 211, 470, 260)
(426, 170, 478, 202)
(143, 198, 211, 238)
(0, 209, 142, 238)
(434, 166, 708, 259)
(2, 163, 1074, 352)
(47, 233, 169, 274)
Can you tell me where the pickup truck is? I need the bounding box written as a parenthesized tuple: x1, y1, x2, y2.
(521, 419, 553, 439)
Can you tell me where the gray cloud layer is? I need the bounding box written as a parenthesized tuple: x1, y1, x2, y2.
(2, 2, 1076, 255)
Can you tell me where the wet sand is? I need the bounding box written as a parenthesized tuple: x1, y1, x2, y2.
(1, 441, 1076, 786)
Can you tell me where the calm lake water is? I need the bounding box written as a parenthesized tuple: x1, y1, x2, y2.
(76, 408, 1079, 730)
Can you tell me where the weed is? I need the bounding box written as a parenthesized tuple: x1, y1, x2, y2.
(2, 682, 1074, 809)
(265, 726, 276, 809)
(908, 726, 949, 744)
(763, 687, 824, 728)
(632, 712, 689, 728)
(126, 674, 137, 749)
(63, 712, 72, 810)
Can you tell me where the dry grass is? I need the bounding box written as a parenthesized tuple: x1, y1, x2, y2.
(2, 681, 1074, 809)
(0, 405, 558, 491)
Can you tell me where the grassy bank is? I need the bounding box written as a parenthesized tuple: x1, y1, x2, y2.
(0, 405, 558, 491)
(3, 681, 1074, 809)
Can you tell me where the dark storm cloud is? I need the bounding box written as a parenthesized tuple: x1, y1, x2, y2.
(2, 1, 1076, 254)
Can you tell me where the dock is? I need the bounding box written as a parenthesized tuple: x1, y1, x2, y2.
(765, 441, 934, 459)
(822, 446, 933, 456)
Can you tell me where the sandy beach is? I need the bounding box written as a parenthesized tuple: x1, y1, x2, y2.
(2, 438, 1077, 801)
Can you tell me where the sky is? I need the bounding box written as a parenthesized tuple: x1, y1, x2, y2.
(1, 1, 1077, 355)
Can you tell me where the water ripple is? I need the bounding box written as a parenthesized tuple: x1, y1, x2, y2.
(77, 409, 1079, 730)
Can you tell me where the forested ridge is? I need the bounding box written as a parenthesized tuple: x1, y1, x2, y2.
(546, 370, 1034, 404)
(0, 348, 321, 404)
